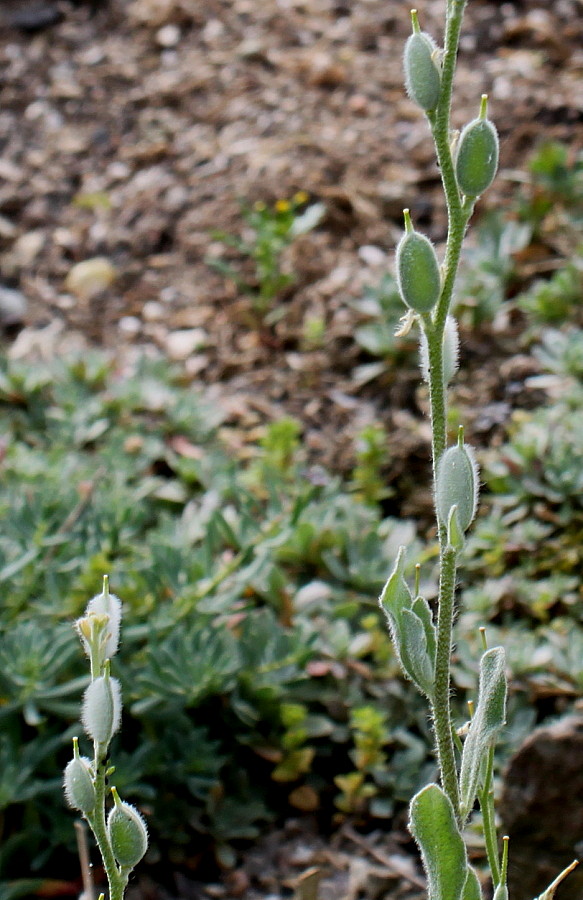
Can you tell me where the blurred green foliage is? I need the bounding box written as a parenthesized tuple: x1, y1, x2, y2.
(0, 352, 429, 887)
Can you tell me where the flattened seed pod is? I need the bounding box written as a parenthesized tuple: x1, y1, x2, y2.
(396, 210, 441, 313)
(81, 667, 122, 747)
(63, 738, 95, 814)
(107, 788, 148, 868)
(455, 96, 499, 198)
(404, 29, 441, 112)
(435, 431, 479, 533)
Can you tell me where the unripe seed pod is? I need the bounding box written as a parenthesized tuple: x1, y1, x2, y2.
(107, 788, 148, 868)
(435, 431, 479, 533)
(455, 96, 499, 198)
(396, 210, 441, 313)
(81, 667, 122, 748)
(63, 738, 95, 814)
(403, 13, 441, 112)
(420, 316, 459, 384)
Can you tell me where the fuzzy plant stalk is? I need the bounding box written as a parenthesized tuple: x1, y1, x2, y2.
(380, 4, 576, 900)
(63, 577, 148, 900)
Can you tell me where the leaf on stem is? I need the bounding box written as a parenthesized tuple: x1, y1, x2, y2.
(379, 547, 436, 699)
(459, 647, 507, 820)
(409, 783, 469, 900)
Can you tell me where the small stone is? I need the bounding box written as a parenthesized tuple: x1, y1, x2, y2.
(358, 244, 387, 267)
(0, 286, 27, 331)
(12, 230, 45, 266)
(65, 258, 117, 302)
(165, 328, 208, 360)
(118, 316, 142, 336)
(156, 24, 180, 47)
(142, 300, 165, 322)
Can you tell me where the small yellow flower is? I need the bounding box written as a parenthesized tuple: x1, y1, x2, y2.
(293, 190, 309, 205)
(253, 200, 267, 212)
(275, 199, 291, 213)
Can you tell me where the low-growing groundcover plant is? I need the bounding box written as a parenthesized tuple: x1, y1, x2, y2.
(382, 2, 579, 900)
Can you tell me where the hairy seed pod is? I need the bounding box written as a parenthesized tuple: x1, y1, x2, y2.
(455, 97, 499, 198)
(435, 432, 479, 533)
(404, 29, 441, 112)
(107, 789, 148, 868)
(81, 668, 122, 747)
(397, 210, 441, 313)
(420, 316, 459, 384)
(63, 738, 95, 814)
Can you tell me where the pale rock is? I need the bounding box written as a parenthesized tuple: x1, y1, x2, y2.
(165, 328, 208, 360)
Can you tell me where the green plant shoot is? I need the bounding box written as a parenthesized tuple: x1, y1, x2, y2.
(64, 577, 148, 900)
(382, 3, 578, 899)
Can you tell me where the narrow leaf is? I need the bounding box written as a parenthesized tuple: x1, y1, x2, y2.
(463, 867, 483, 900)
(401, 608, 434, 698)
(379, 548, 435, 698)
(409, 784, 468, 900)
(459, 647, 507, 819)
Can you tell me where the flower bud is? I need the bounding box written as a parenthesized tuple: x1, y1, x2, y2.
(396, 210, 441, 313)
(403, 12, 441, 112)
(435, 430, 479, 533)
(63, 737, 95, 814)
(85, 576, 122, 659)
(81, 665, 122, 748)
(107, 788, 148, 868)
(420, 316, 459, 384)
(455, 96, 499, 198)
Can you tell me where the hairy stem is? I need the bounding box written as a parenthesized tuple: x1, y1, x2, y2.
(87, 761, 127, 900)
(432, 544, 460, 816)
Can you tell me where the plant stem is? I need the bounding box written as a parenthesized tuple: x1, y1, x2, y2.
(478, 746, 501, 887)
(432, 544, 460, 816)
(87, 759, 128, 900)
(422, 0, 474, 823)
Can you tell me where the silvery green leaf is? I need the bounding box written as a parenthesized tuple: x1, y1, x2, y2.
(379, 548, 435, 698)
(379, 546, 413, 620)
(463, 867, 483, 900)
(459, 647, 507, 819)
(401, 608, 435, 698)
(409, 784, 468, 900)
(412, 594, 437, 663)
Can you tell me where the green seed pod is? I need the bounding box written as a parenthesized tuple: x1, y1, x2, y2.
(420, 316, 459, 384)
(435, 430, 479, 533)
(81, 665, 122, 748)
(403, 13, 441, 112)
(455, 96, 499, 198)
(63, 738, 95, 814)
(396, 210, 441, 313)
(107, 788, 148, 868)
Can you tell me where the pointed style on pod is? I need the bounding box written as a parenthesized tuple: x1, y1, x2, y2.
(435, 427, 479, 533)
(403, 10, 441, 112)
(396, 209, 441, 313)
(107, 787, 148, 868)
(455, 95, 499, 199)
(63, 736, 96, 815)
(81, 661, 122, 748)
